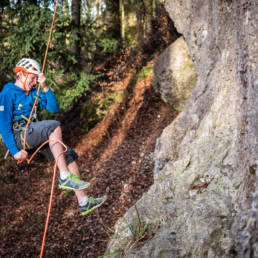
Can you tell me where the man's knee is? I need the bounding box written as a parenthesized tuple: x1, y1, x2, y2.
(50, 125, 62, 138)
(40, 120, 60, 140)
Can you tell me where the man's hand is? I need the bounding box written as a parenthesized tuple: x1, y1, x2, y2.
(14, 150, 28, 161)
(38, 73, 49, 92)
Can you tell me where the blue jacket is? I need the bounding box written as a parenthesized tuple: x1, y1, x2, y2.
(0, 82, 59, 156)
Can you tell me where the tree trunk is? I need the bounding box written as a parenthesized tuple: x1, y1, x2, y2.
(119, 0, 125, 44)
(27, 0, 38, 5)
(71, 0, 81, 67)
(105, 0, 121, 39)
(0, 0, 10, 12)
(64, 0, 69, 18)
(145, 0, 154, 35)
(85, 0, 93, 22)
(136, 0, 155, 42)
(96, 0, 102, 26)
(43, 0, 48, 7)
(136, 0, 145, 42)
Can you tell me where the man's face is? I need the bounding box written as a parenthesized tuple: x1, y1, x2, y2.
(21, 73, 38, 91)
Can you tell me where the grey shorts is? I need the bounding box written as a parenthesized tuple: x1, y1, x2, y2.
(14, 120, 78, 165)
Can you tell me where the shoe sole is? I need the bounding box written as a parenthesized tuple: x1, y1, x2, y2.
(81, 195, 107, 216)
(58, 182, 91, 191)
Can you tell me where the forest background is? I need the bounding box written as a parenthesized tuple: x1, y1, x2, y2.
(0, 0, 157, 111)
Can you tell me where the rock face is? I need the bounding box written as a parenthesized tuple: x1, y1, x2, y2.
(153, 36, 197, 111)
(106, 0, 258, 257)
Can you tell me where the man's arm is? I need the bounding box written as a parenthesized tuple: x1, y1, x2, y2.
(0, 93, 20, 156)
(37, 73, 59, 112)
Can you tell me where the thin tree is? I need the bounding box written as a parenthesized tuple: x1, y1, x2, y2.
(27, 0, 38, 5)
(96, 0, 102, 26)
(136, 0, 155, 42)
(0, 0, 10, 12)
(43, 0, 49, 7)
(105, 0, 121, 39)
(136, 0, 146, 42)
(119, 0, 125, 44)
(71, 0, 81, 67)
(64, 0, 70, 17)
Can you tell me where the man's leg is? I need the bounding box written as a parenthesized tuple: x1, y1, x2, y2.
(49, 126, 107, 214)
(16, 120, 106, 214)
(68, 160, 87, 201)
(49, 125, 69, 172)
(48, 126, 89, 191)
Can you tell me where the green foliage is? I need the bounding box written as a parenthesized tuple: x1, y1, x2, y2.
(62, 189, 72, 199)
(129, 220, 148, 240)
(78, 100, 99, 133)
(102, 203, 149, 257)
(97, 37, 120, 54)
(59, 71, 97, 111)
(129, 203, 148, 240)
(0, 4, 51, 84)
(0, 224, 7, 233)
(95, 90, 123, 119)
(100, 249, 124, 258)
(137, 65, 153, 81)
(0, 3, 101, 112)
(82, 227, 88, 235)
(0, 4, 75, 85)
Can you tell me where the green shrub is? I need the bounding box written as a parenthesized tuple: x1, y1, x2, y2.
(59, 72, 97, 111)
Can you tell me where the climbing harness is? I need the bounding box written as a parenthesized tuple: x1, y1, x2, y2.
(4, 108, 38, 158)
(13, 115, 34, 149)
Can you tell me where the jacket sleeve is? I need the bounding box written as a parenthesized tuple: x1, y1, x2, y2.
(0, 93, 20, 156)
(38, 88, 59, 113)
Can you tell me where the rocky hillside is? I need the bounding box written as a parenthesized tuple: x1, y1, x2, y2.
(106, 1, 258, 257)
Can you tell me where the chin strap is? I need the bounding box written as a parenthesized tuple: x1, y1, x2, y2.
(22, 73, 30, 95)
(20, 72, 32, 95)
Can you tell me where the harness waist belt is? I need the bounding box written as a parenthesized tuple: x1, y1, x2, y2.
(12, 115, 31, 130)
(13, 120, 27, 131)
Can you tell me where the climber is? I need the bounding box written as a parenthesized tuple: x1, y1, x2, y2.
(0, 58, 106, 215)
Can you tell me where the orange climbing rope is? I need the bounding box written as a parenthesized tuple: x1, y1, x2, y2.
(16, 1, 64, 257)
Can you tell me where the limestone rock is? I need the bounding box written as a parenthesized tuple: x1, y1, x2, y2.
(153, 36, 197, 111)
(106, 0, 258, 257)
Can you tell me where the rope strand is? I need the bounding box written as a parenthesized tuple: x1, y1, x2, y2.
(38, 139, 67, 258)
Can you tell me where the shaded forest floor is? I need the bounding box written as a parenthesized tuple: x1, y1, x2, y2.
(0, 8, 179, 258)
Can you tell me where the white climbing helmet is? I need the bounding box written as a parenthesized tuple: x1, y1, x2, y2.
(14, 58, 41, 75)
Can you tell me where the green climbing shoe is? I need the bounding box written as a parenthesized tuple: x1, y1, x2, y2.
(58, 173, 90, 190)
(79, 195, 107, 216)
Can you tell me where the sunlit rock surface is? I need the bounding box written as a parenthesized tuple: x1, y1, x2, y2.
(153, 36, 197, 111)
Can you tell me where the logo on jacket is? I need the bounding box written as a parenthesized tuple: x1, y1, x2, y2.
(18, 104, 23, 110)
(0, 105, 4, 111)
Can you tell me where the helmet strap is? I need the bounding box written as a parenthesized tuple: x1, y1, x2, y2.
(22, 73, 30, 95)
